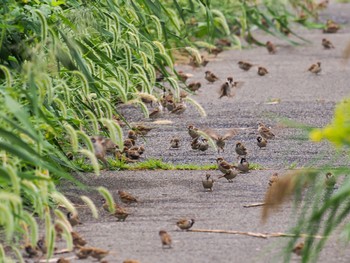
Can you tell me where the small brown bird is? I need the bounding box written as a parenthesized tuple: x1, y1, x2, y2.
(258, 122, 275, 139)
(205, 71, 219, 83)
(308, 62, 322, 75)
(91, 136, 109, 167)
(219, 77, 233, 98)
(198, 138, 209, 152)
(67, 212, 82, 227)
(258, 66, 269, 76)
(237, 157, 249, 173)
(171, 102, 187, 115)
(101, 198, 128, 221)
(127, 130, 137, 141)
(216, 38, 232, 47)
(218, 169, 239, 183)
(24, 244, 39, 258)
(325, 172, 336, 189)
(292, 241, 304, 256)
(191, 137, 201, 150)
(189, 55, 209, 69)
(322, 38, 334, 49)
(76, 247, 91, 259)
(257, 136, 267, 149)
(129, 145, 145, 155)
(209, 46, 223, 57)
(71, 231, 87, 247)
(188, 81, 201, 92)
(57, 258, 71, 263)
(238, 61, 254, 71)
(266, 41, 276, 54)
(323, 20, 340, 33)
(118, 190, 138, 204)
(204, 129, 238, 153)
(188, 125, 200, 139)
(235, 142, 248, 158)
(178, 70, 191, 82)
(123, 260, 140, 263)
(202, 174, 214, 191)
(36, 238, 47, 254)
(317, 0, 329, 9)
(170, 137, 180, 149)
(123, 138, 135, 148)
(132, 124, 152, 136)
(216, 157, 233, 175)
(165, 99, 176, 112)
(268, 172, 279, 187)
(176, 218, 195, 230)
(159, 230, 172, 248)
(90, 247, 109, 260)
(149, 105, 163, 119)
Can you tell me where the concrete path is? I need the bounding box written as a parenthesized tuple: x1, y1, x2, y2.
(55, 2, 350, 263)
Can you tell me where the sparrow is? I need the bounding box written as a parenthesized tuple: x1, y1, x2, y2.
(308, 62, 321, 75)
(170, 137, 180, 149)
(76, 247, 91, 259)
(188, 55, 209, 69)
(90, 136, 109, 167)
(317, 0, 329, 9)
(205, 71, 219, 83)
(129, 145, 145, 155)
(67, 212, 82, 227)
(176, 218, 195, 230)
(123, 260, 140, 263)
(180, 90, 188, 99)
(55, 223, 63, 240)
(101, 198, 128, 219)
(171, 102, 187, 115)
(132, 124, 152, 136)
(266, 41, 276, 54)
(149, 105, 163, 119)
(235, 142, 248, 158)
(237, 157, 249, 173)
(127, 130, 137, 141)
(24, 244, 39, 258)
(90, 247, 109, 261)
(209, 46, 223, 56)
(123, 138, 135, 148)
(202, 174, 214, 191)
(198, 138, 209, 152)
(205, 129, 238, 153)
(177, 70, 191, 82)
(191, 137, 201, 150)
(258, 66, 269, 76)
(268, 172, 279, 187)
(219, 78, 233, 98)
(57, 258, 71, 263)
(292, 241, 304, 256)
(118, 190, 138, 204)
(156, 70, 165, 82)
(257, 136, 267, 149)
(216, 157, 234, 175)
(71, 231, 87, 247)
(36, 238, 47, 254)
(188, 81, 201, 92)
(323, 20, 340, 33)
(322, 38, 334, 49)
(188, 125, 200, 139)
(165, 99, 176, 112)
(159, 230, 172, 248)
(124, 147, 141, 160)
(218, 169, 239, 183)
(325, 172, 336, 189)
(238, 61, 254, 71)
(105, 139, 118, 154)
(216, 38, 232, 47)
(258, 122, 275, 139)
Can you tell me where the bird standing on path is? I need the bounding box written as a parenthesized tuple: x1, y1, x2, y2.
(202, 174, 214, 191)
(205, 71, 219, 83)
(176, 219, 195, 230)
(159, 230, 172, 248)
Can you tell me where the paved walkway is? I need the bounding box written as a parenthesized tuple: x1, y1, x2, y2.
(56, 2, 350, 263)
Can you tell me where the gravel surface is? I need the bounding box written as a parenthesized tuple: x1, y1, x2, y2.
(51, 2, 350, 263)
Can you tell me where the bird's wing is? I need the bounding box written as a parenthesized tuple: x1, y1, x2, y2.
(222, 129, 238, 140)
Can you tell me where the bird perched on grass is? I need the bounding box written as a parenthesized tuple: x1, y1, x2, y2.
(308, 62, 322, 75)
(235, 142, 248, 159)
(257, 136, 267, 149)
(202, 174, 214, 191)
(205, 71, 219, 83)
(258, 122, 275, 139)
(258, 66, 269, 76)
(118, 190, 138, 204)
(322, 38, 334, 49)
(204, 129, 238, 153)
(159, 230, 172, 248)
(238, 61, 254, 71)
(188, 81, 201, 92)
(67, 212, 82, 227)
(266, 41, 276, 54)
(176, 218, 195, 230)
(170, 137, 180, 149)
(237, 157, 249, 173)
